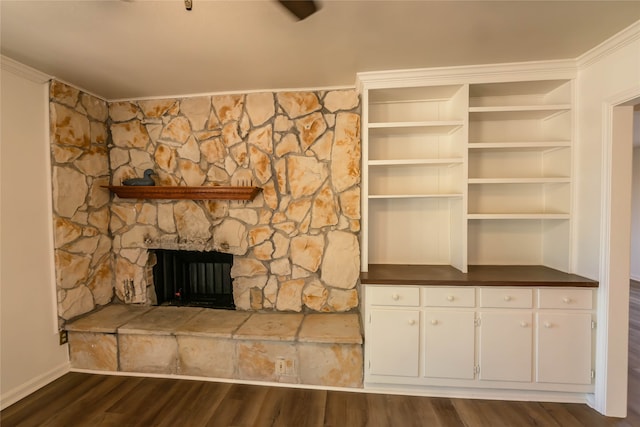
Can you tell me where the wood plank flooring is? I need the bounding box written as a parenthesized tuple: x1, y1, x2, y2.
(3, 281, 639, 427)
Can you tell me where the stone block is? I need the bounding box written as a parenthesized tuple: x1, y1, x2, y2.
(177, 336, 236, 378)
(118, 334, 178, 374)
(298, 343, 363, 388)
(68, 331, 117, 371)
(237, 341, 298, 382)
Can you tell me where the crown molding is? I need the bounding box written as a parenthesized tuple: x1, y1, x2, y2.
(1, 55, 51, 84)
(356, 59, 577, 90)
(577, 20, 640, 69)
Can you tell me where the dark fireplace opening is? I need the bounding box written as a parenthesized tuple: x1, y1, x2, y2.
(152, 249, 235, 310)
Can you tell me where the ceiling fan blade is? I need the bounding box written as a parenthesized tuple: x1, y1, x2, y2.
(277, 0, 318, 21)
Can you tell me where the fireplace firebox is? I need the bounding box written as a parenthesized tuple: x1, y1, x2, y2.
(152, 249, 234, 309)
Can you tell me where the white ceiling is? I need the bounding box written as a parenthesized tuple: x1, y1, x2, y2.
(2, 1, 640, 100)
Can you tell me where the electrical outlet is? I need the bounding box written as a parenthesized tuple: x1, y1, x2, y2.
(275, 357, 286, 375)
(59, 330, 68, 345)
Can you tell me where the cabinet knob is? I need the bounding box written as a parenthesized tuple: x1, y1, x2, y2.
(408, 319, 416, 326)
(520, 321, 528, 328)
(504, 295, 512, 302)
(562, 297, 571, 304)
(431, 319, 438, 325)
(392, 294, 399, 301)
(446, 295, 455, 302)
(544, 322, 552, 328)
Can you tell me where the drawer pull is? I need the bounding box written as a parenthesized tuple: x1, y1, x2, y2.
(504, 295, 512, 302)
(520, 321, 528, 328)
(392, 294, 399, 301)
(431, 319, 438, 325)
(446, 295, 455, 302)
(562, 297, 572, 304)
(408, 319, 416, 326)
(544, 322, 552, 328)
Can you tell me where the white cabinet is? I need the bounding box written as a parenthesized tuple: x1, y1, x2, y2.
(358, 73, 574, 274)
(364, 285, 595, 397)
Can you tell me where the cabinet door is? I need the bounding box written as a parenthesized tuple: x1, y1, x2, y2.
(479, 311, 533, 382)
(536, 312, 592, 384)
(368, 309, 420, 377)
(424, 310, 475, 379)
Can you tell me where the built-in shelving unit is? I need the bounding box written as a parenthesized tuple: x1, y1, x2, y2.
(104, 186, 262, 201)
(359, 71, 575, 274)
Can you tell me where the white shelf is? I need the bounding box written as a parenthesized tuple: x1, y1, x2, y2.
(369, 121, 464, 135)
(468, 177, 570, 184)
(468, 106, 570, 121)
(468, 141, 571, 150)
(369, 194, 463, 199)
(368, 158, 463, 166)
(467, 213, 570, 220)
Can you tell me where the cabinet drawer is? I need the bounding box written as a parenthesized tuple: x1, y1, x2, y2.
(538, 288, 593, 310)
(423, 287, 475, 307)
(368, 286, 420, 306)
(480, 288, 533, 308)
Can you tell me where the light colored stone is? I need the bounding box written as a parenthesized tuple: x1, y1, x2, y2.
(249, 146, 272, 184)
(287, 155, 328, 199)
(90, 122, 108, 144)
(55, 250, 91, 289)
(237, 341, 297, 382)
(65, 235, 100, 254)
(246, 124, 272, 152)
(206, 109, 221, 130)
(157, 204, 175, 233)
(88, 208, 110, 234)
(275, 279, 304, 312)
(137, 204, 156, 225)
(87, 259, 114, 305)
(212, 95, 244, 123)
(277, 92, 321, 119)
(253, 241, 274, 260)
(327, 288, 359, 312)
(177, 309, 251, 337)
(339, 186, 360, 219)
(203, 200, 229, 220)
(229, 208, 258, 225)
(111, 203, 138, 225)
(286, 197, 312, 223)
(155, 145, 177, 172)
(177, 336, 236, 378)
(109, 147, 130, 170)
(129, 149, 155, 170)
(296, 112, 327, 151)
(91, 236, 111, 267)
(231, 258, 268, 277)
(246, 92, 275, 126)
(174, 200, 211, 241)
(201, 137, 226, 164)
(178, 159, 206, 186)
(324, 89, 359, 113)
(68, 332, 117, 371)
(292, 265, 311, 279)
(272, 232, 290, 259)
(224, 156, 238, 176)
(232, 276, 268, 310)
(177, 135, 200, 162)
(298, 343, 363, 387)
(248, 225, 274, 247)
(109, 101, 139, 122)
(81, 93, 109, 121)
(138, 99, 176, 118)
(88, 178, 110, 209)
(321, 231, 359, 290)
(230, 143, 248, 167)
(262, 180, 279, 210)
(290, 235, 324, 272)
(263, 276, 278, 307)
(180, 96, 211, 130)
(298, 313, 362, 344)
(111, 121, 150, 149)
(331, 112, 361, 192)
(52, 104, 90, 148)
(302, 280, 328, 311)
(50, 80, 79, 107)
(54, 217, 83, 247)
(275, 133, 300, 157)
(234, 313, 303, 341)
(52, 145, 83, 163)
(213, 219, 248, 255)
(274, 114, 293, 132)
(120, 248, 142, 263)
(121, 225, 159, 248)
(160, 116, 191, 143)
(311, 182, 338, 228)
(119, 334, 178, 374)
(270, 258, 291, 276)
(75, 146, 109, 177)
(275, 158, 287, 195)
(58, 285, 94, 320)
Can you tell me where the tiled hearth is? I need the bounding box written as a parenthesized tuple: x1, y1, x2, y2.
(65, 305, 363, 388)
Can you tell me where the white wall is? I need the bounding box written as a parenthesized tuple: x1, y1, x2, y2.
(574, 23, 640, 417)
(0, 58, 69, 409)
(632, 143, 640, 282)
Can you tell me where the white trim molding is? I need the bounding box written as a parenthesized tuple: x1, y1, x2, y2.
(577, 20, 640, 69)
(1, 56, 51, 84)
(0, 362, 70, 410)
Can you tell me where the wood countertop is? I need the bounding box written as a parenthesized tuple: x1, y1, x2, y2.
(360, 264, 598, 287)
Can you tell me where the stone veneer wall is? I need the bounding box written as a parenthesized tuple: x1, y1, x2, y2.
(49, 81, 113, 322)
(108, 90, 361, 312)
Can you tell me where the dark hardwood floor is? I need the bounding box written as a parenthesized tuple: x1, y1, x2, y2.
(2, 281, 639, 427)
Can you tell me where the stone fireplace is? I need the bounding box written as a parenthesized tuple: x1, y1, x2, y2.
(49, 81, 362, 324)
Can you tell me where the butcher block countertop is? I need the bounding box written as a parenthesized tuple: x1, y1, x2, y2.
(360, 265, 598, 287)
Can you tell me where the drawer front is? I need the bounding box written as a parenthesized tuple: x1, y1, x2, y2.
(538, 288, 593, 310)
(480, 288, 533, 308)
(368, 286, 420, 306)
(423, 287, 475, 307)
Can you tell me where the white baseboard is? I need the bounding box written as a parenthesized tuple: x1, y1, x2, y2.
(630, 273, 640, 282)
(0, 362, 70, 410)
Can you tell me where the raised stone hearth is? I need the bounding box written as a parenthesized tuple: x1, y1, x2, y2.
(66, 304, 363, 388)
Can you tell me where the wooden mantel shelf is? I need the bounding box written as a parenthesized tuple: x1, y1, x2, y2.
(104, 186, 262, 201)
